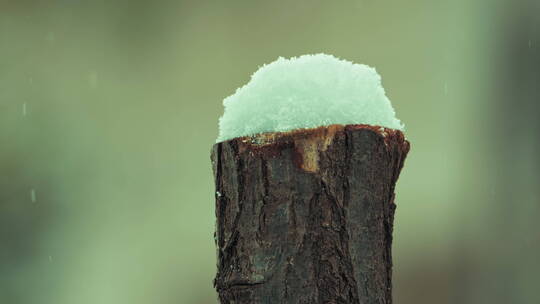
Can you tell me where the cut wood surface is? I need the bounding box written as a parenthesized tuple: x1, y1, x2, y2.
(211, 124, 410, 304)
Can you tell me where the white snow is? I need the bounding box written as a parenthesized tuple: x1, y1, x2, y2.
(217, 54, 403, 142)
(30, 189, 36, 203)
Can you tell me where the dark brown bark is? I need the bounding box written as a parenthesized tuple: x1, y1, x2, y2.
(211, 124, 409, 304)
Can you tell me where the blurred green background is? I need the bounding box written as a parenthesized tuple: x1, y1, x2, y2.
(1, 0, 539, 303)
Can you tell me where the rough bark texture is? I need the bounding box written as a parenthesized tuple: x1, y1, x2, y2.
(211, 124, 410, 304)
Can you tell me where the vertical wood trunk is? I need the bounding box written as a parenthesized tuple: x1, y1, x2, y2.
(211, 124, 409, 304)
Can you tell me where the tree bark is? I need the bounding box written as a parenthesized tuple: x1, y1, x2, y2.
(211, 124, 410, 304)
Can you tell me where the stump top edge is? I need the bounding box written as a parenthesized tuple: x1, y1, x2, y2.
(211, 124, 410, 174)
(214, 124, 407, 148)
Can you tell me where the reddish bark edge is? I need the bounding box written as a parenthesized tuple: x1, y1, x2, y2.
(211, 124, 410, 304)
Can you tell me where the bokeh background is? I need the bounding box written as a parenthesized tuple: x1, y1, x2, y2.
(1, 0, 539, 303)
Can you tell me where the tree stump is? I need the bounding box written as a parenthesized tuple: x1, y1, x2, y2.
(211, 124, 410, 304)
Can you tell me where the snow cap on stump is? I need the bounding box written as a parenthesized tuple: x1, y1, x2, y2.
(217, 53, 403, 142)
